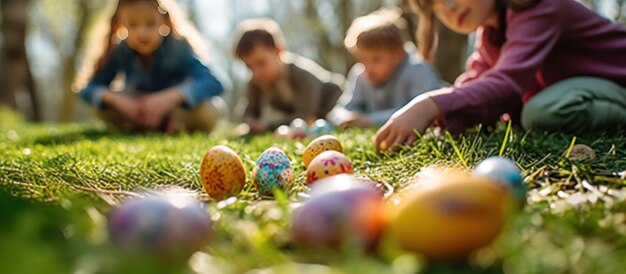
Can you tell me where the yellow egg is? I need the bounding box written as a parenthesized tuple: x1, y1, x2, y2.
(306, 151, 354, 184)
(200, 145, 246, 201)
(388, 173, 506, 261)
(303, 135, 343, 168)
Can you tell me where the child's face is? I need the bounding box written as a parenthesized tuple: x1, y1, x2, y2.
(432, 0, 497, 34)
(355, 46, 405, 86)
(120, 1, 166, 56)
(240, 45, 282, 87)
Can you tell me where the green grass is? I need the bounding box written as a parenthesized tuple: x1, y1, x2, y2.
(1, 112, 626, 274)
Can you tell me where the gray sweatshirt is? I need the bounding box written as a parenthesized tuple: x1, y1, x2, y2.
(341, 51, 442, 125)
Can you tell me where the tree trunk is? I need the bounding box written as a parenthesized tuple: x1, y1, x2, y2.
(0, 0, 40, 121)
(58, 0, 93, 122)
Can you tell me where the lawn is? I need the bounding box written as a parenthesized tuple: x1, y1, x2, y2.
(1, 109, 625, 274)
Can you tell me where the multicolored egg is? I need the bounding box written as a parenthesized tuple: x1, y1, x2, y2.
(200, 145, 246, 201)
(107, 194, 212, 258)
(253, 147, 294, 196)
(472, 157, 525, 201)
(307, 119, 334, 137)
(388, 173, 506, 261)
(306, 151, 354, 184)
(302, 135, 343, 168)
(289, 118, 309, 140)
(293, 185, 386, 248)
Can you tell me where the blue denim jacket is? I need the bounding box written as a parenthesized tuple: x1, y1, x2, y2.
(79, 35, 223, 109)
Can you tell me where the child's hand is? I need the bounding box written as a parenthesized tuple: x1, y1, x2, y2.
(338, 112, 373, 129)
(246, 118, 268, 134)
(103, 92, 141, 122)
(139, 89, 184, 129)
(375, 96, 440, 152)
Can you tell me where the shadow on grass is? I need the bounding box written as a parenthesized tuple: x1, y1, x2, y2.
(32, 127, 170, 146)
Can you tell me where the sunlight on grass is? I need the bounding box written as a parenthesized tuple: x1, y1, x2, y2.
(0, 114, 625, 273)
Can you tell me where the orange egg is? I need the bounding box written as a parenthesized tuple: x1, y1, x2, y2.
(302, 135, 343, 168)
(200, 145, 246, 200)
(387, 173, 506, 261)
(306, 151, 354, 184)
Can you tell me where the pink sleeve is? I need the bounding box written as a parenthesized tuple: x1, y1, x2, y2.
(430, 1, 561, 132)
(454, 29, 493, 86)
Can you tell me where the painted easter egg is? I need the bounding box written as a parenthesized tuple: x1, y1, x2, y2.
(200, 145, 247, 201)
(107, 194, 212, 258)
(253, 147, 294, 196)
(293, 186, 386, 248)
(274, 125, 292, 140)
(289, 118, 309, 140)
(307, 119, 334, 137)
(472, 157, 525, 201)
(306, 151, 354, 184)
(302, 135, 343, 168)
(388, 173, 506, 261)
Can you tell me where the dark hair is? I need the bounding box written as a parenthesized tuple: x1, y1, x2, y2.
(235, 29, 277, 57)
(232, 18, 285, 58)
(411, 0, 541, 60)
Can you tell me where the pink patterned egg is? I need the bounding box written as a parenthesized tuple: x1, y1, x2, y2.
(253, 147, 294, 196)
(306, 151, 354, 184)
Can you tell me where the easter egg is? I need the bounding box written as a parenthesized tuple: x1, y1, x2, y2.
(309, 174, 375, 197)
(388, 174, 506, 261)
(289, 118, 309, 140)
(306, 151, 354, 184)
(302, 135, 343, 168)
(200, 145, 247, 201)
(472, 157, 525, 201)
(107, 194, 212, 258)
(274, 125, 292, 139)
(307, 119, 334, 137)
(293, 186, 386, 248)
(253, 147, 294, 196)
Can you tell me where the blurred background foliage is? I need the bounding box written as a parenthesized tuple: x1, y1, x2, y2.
(1, 0, 624, 124)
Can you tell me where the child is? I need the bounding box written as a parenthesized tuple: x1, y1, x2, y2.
(233, 18, 344, 134)
(375, 0, 626, 151)
(75, 0, 224, 133)
(334, 9, 441, 128)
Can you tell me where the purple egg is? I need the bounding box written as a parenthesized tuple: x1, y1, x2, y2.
(107, 194, 212, 257)
(293, 186, 386, 248)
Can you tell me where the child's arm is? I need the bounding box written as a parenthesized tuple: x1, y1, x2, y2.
(271, 69, 322, 127)
(79, 52, 121, 109)
(376, 4, 561, 151)
(175, 48, 224, 108)
(242, 84, 267, 134)
(430, 8, 561, 129)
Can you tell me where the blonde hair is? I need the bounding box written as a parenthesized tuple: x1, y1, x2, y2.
(232, 18, 286, 57)
(344, 8, 406, 54)
(73, 0, 209, 92)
